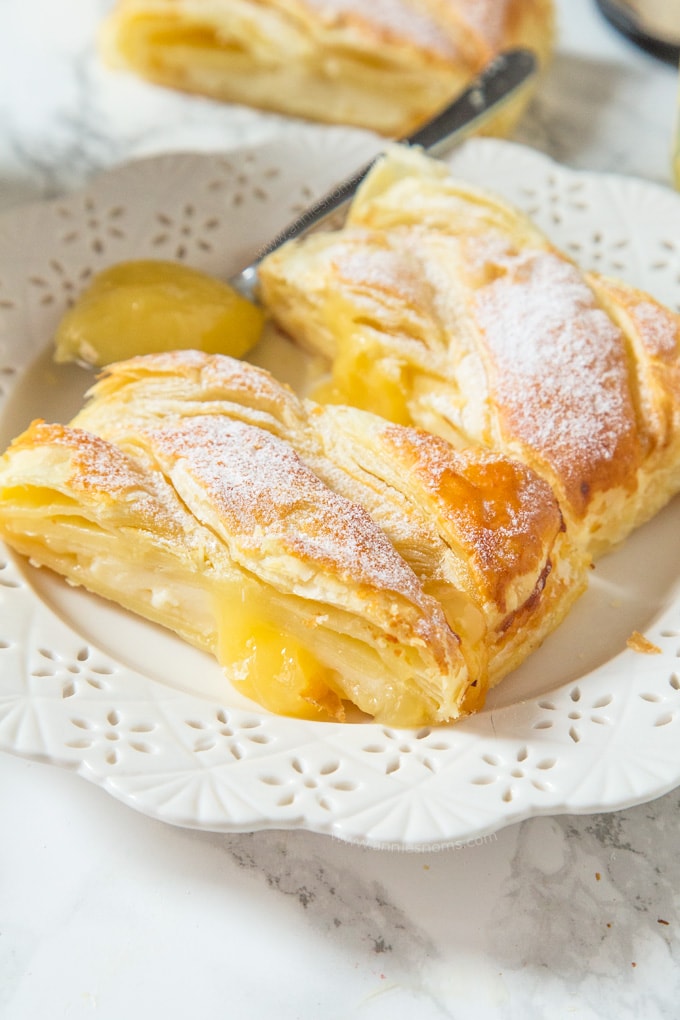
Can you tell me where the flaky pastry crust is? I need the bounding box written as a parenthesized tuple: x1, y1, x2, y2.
(259, 145, 680, 560)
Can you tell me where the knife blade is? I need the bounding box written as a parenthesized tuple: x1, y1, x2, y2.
(230, 47, 537, 300)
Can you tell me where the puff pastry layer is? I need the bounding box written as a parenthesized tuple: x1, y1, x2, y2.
(100, 0, 554, 136)
(0, 352, 585, 725)
(259, 145, 680, 559)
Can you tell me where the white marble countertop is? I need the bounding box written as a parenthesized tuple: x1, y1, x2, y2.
(1, 2, 679, 1018)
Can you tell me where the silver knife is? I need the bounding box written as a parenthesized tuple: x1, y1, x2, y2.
(231, 47, 537, 300)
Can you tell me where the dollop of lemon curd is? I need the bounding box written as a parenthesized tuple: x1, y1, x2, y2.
(54, 259, 264, 367)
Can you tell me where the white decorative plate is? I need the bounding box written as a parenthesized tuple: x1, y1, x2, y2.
(1, 132, 680, 850)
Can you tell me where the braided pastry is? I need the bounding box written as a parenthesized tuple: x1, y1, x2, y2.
(0, 351, 584, 725)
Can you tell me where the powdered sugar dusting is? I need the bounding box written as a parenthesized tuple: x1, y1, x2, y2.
(104, 350, 301, 410)
(300, 0, 458, 58)
(632, 300, 680, 359)
(446, 0, 509, 49)
(21, 422, 187, 538)
(32, 423, 151, 497)
(473, 251, 641, 510)
(333, 242, 440, 333)
(148, 414, 427, 599)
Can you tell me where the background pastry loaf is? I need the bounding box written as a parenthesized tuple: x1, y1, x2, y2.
(100, 0, 555, 136)
(258, 145, 680, 560)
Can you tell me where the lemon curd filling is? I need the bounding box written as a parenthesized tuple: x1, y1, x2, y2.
(213, 582, 447, 726)
(311, 339, 413, 425)
(215, 584, 346, 722)
(310, 298, 413, 425)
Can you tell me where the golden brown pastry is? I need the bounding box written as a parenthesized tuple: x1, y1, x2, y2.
(100, 0, 554, 136)
(0, 351, 585, 725)
(258, 145, 680, 559)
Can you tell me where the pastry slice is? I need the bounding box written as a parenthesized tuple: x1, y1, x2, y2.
(0, 416, 466, 725)
(100, 0, 554, 136)
(0, 352, 585, 724)
(258, 144, 680, 559)
(70, 351, 586, 714)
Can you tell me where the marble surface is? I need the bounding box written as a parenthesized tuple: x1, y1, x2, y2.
(1, 1, 679, 1018)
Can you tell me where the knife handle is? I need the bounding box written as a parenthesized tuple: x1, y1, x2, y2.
(232, 47, 537, 298)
